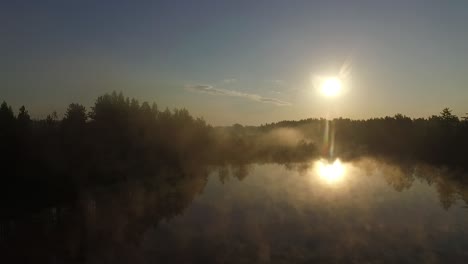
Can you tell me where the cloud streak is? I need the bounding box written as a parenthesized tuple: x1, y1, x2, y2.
(222, 78, 237, 84)
(186, 85, 291, 106)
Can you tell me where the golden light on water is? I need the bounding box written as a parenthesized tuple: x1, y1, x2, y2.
(320, 77, 342, 97)
(316, 159, 346, 184)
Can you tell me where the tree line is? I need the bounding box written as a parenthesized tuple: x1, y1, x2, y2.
(0, 92, 317, 213)
(260, 108, 468, 168)
(1, 92, 467, 211)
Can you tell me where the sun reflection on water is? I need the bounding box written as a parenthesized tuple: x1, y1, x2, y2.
(316, 159, 346, 184)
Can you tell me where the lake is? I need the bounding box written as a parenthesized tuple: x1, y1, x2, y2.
(2, 158, 468, 263)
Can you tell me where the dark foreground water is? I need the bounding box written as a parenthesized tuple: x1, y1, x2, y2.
(1, 158, 468, 263)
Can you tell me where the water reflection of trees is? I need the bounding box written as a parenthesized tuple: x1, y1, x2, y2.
(0, 162, 265, 263)
(351, 159, 468, 210)
(140, 160, 468, 264)
(1, 158, 467, 262)
(279, 158, 468, 210)
(416, 165, 468, 210)
(0, 164, 211, 263)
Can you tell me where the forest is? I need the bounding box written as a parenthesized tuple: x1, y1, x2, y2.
(1, 92, 467, 214)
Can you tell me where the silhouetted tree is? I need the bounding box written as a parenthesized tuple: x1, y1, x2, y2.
(89, 91, 128, 124)
(0, 101, 15, 128)
(45, 111, 58, 126)
(439, 107, 459, 125)
(0, 102, 16, 165)
(63, 103, 87, 125)
(17, 105, 31, 130)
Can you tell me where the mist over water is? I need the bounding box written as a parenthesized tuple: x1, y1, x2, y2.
(2, 157, 468, 263)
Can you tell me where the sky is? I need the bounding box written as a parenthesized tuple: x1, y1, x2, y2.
(1, 0, 468, 125)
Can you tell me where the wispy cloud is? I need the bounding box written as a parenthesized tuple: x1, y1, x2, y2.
(268, 79, 285, 85)
(222, 78, 237, 84)
(186, 85, 291, 106)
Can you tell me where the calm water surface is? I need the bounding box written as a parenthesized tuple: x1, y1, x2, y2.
(2, 158, 468, 263)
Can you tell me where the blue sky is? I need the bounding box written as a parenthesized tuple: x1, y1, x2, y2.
(1, 0, 467, 125)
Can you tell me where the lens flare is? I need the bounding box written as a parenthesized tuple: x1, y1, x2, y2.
(316, 159, 346, 184)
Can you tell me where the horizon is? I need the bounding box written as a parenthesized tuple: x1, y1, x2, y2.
(1, 92, 465, 127)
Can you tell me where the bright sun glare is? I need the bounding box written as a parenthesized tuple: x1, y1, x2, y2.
(321, 77, 342, 97)
(316, 159, 346, 184)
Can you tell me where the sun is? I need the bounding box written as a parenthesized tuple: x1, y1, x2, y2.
(320, 77, 342, 97)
